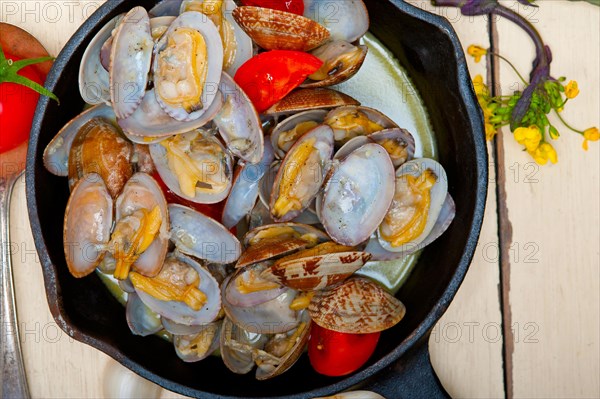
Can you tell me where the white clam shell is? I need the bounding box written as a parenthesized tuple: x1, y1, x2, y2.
(153, 11, 224, 122)
(220, 317, 268, 375)
(79, 14, 122, 105)
(63, 173, 113, 278)
(222, 139, 275, 229)
(126, 292, 162, 337)
(320, 143, 395, 246)
(149, 0, 183, 17)
(169, 204, 242, 264)
(223, 0, 253, 75)
(135, 252, 222, 325)
(213, 72, 264, 164)
(174, 321, 222, 362)
(118, 89, 224, 138)
(303, 0, 369, 43)
(110, 7, 153, 119)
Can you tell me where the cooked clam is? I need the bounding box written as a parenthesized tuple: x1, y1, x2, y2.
(220, 317, 268, 375)
(225, 262, 286, 307)
(378, 159, 449, 252)
(126, 292, 163, 337)
(324, 106, 398, 145)
(308, 276, 406, 334)
(150, 131, 233, 204)
(269, 125, 334, 222)
(302, 40, 368, 88)
(319, 143, 395, 246)
(153, 11, 224, 121)
(110, 7, 153, 119)
(174, 321, 222, 362)
(370, 128, 415, 168)
(67, 117, 133, 198)
(270, 110, 327, 159)
(233, 6, 330, 52)
(213, 72, 264, 164)
(260, 242, 372, 291)
(133, 252, 222, 325)
(63, 173, 113, 278)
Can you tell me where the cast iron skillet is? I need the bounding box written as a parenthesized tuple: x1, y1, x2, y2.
(26, 0, 487, 397)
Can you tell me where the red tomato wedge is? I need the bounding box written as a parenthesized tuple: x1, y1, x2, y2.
(240, 0, 305, 15)
(234, 50, 322, 113)
(308, 323, 381, 377)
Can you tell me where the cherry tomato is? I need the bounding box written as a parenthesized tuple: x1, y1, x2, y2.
(0, 51, 44, 153)
(308, 323, 381, 377)
(234, 50, 322, 113)
(240, 0, 305, 15)
(152, 172, 233, 233)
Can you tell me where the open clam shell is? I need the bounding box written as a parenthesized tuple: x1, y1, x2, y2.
(369, 128, 415, 168)
(308, 276, 406, 334)
(269, 125, 334, 222)
(169, 204, 242, 264)
(220, 317, 268, 375)
(79, 14, 122, 105)
(232, 6, 329, 52)
(110, 7, 153, 119)
(150, 16, 177, 41)
(301, 41, 368, 88)
(260, 248, 371, 291)
(222, 0, 253, 75)
(118, 89, 224, 139)
(63, 173, 113, 278)
(237, 222, 329, 268)
(270, 110, 327, 159)
(116, 173, 169, 277)
(320, 143, 395, 246)
(254, 312, 311, 380)
(135, 252, 222, 325)
(264, 88, 360, 117)
(366, 193, 456, 261)
(222, 138, 275, 229)
(225, 262, 287, 307)
(44, 104, 115, 177)
(152, 11, 224, 122)
(126, 292, 163, 337)
(162, 317, 206, 336)
(258, 161, 279, 209)
(304, 0, 369, 43)
(221, 275, 299, 334)
(324, 105, 398, 145)
(67, 117, 133, 199)
(377, 158, 449, 253)
(150, 132, 233, 204)
(174, 321, 222, 362)
(213, 72, 264, 164)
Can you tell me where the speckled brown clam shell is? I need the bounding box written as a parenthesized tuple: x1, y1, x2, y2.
(260, 251, 371, 291)
(263, 88, 360, 117)
(308, 277, 406, 333)
(232, 6, 329, 51)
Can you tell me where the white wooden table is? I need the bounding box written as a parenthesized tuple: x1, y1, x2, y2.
(2, 1, 598, 397)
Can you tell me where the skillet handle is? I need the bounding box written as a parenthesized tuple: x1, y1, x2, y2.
(359, 338, 450, 399)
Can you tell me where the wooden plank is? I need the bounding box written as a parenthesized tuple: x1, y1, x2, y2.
(495, 1, 600, 398)
(404, 2, 505, 398)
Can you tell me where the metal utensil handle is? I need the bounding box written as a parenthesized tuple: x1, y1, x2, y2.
(0, 173, 31, 399)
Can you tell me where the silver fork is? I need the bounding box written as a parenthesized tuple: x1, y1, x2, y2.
(0, 170, 31, 399)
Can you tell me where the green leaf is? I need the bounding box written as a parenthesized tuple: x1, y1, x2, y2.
(10, 56, 55, 72)
(568, 0, 600, 6)
(6, 72, 59, 103)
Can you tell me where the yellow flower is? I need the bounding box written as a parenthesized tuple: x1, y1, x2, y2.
(485, 123, 496, 141)
(582, 127, 599, 151)
(473, 74, 488, 97)
(514, 126, 542, 152)
(529, 143, 558, 165)
(564, 80, 580, 99)
(467, 45, 488, 63)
